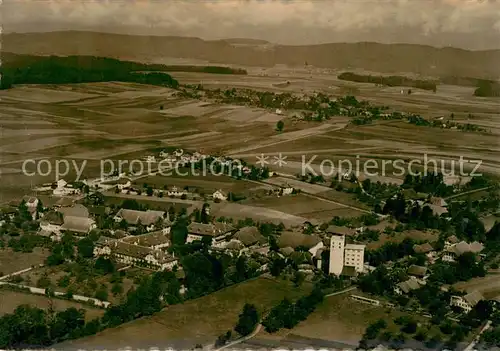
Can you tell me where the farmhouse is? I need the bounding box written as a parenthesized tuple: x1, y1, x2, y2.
(94, 236, 178, 271)
(60, 216, 96, 234)
(233, 226, 267, 247)
(329, 234, 365, 276)
(186, 222, 236, 244)
(114, 209, 165, 226)
(450, 291, 484, 313)
(277, 231, 324, 256)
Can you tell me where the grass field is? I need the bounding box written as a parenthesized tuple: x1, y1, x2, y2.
(57, 277, 311, 350)
(18, 265, 139, 305)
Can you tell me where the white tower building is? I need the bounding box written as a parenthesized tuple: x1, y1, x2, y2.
(329, 234, 345, 276)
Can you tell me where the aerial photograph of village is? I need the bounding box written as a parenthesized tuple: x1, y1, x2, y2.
(0, 1, 499, 350)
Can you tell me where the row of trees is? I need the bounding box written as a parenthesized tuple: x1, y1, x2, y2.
(338, 72, 438, 92)
(262, 288, 324, 333)
(1, 54, 179, 89)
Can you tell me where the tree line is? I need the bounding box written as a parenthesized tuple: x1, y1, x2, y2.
(338, 72, 437, 92)
(0, 53, 181, 89)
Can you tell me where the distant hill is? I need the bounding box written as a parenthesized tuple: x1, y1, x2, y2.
(220, 38, 270, 45)
(3, 31, 500, 79)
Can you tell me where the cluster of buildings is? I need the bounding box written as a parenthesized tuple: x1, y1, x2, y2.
(93, 232, 177, 271)
(39, 204, 97, 240)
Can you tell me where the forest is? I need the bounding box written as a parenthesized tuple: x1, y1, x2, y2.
(0, 53, 246, 90)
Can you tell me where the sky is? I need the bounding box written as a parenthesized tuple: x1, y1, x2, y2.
(4, 0, 500, 50)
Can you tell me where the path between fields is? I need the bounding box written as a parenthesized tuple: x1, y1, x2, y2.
(0, 265, 42, 281)
(245, 178, 377, 218)
(445, 186, 493, 200)
(226, 124, 347, 157)
(212, 286, 357, 351)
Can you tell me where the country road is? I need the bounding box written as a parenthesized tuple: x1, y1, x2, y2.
(227, 124, 347, 157)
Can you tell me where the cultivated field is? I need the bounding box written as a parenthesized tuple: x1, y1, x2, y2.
(1, 65, 500, 203)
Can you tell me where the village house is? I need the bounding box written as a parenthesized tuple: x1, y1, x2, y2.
(113, 209, 166, 227)
(167, 186, 188, 198)
(450, 291, 484, 313)
(442, 241, 484, 262)
(93, 236, 178, 271)
(22, 196, 40, 219)
(212, 190, 228, 201)
(186, 222, 236, 244)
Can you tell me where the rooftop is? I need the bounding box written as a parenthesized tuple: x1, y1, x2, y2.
(115, 209, 165, 226)
(60, 216, 94, 233)
(463, 290, 484, 306)
(234, 226, 267, 246)
(121, 230, 170, 248)
(413, 242, 434, 254)
(277, 231, 322, 249)
(326, 225, 356, 236)
(188, 222, 235, 237)
(59, 204, 89, 219)
(407, 265, 427, 277)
